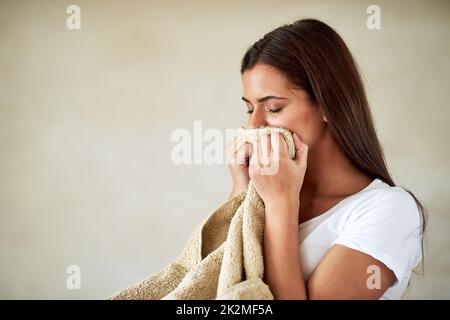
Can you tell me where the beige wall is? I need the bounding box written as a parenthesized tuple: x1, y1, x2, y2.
(0, 0, 448, 299)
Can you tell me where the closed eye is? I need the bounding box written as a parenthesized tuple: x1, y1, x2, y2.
(264, 105, 285, 113)
(267, 107, 283, 113)
(245, 106, 285, 114)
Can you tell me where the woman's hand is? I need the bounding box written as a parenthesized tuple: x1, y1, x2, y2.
(248, 132, 308, 219)
(226, 135, 252, 198)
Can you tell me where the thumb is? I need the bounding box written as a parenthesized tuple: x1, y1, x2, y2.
(293, 133, 308, 164)
(248, 140, 256, 165)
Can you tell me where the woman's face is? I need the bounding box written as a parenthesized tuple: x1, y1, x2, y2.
(241, 63, 327, 150)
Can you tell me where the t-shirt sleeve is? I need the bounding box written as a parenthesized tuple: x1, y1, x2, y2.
(332, 188, 423, 282)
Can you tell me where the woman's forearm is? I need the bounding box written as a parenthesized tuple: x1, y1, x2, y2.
(263, 201, 308, 299)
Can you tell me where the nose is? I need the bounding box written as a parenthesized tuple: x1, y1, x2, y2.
(246, 109, 268, 129)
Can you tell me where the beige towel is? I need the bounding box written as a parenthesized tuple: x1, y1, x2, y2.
(109, 126, 296, 300)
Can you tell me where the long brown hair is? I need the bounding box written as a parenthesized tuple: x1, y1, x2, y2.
(240, 18, 427, 273)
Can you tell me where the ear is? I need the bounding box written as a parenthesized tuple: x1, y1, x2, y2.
(320, 107, 328, 123)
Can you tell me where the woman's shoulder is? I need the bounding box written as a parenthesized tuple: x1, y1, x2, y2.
(345, 178, 422, 228)
(356, 178, 419, 210)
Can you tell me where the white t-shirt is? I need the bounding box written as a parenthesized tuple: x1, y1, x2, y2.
(298, 178, 423, 300)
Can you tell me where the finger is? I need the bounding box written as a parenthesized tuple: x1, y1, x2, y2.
(243, 141, 252, 166)
(260, 134, 271, 166)
(226, 135, 246, 165)
(299, 142, 308, 167)
(233, 135, 247, 152)
(270, 132, 288, 159)
(292, 133, 302, 161)
(249, 135, 258, 165)
(293, 133, 308, 165)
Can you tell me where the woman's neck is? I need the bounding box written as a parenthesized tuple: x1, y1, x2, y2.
(300, 130, 372, 200)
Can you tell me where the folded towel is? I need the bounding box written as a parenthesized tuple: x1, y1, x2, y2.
(108, 126, 296, 300)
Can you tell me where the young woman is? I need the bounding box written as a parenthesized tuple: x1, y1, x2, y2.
(226, 19, 426, 300)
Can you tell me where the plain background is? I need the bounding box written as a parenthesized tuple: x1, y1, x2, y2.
(0, 0, 449, 299)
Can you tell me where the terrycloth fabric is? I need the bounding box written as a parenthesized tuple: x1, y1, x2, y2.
(109, 126, 296, 300)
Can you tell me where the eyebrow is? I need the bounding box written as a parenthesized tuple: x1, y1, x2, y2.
(241, 95, 288, 104)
